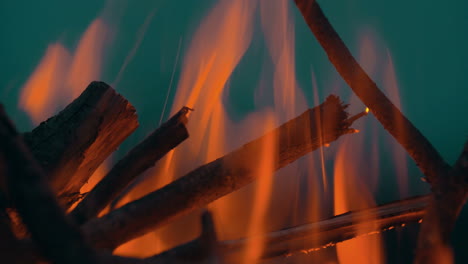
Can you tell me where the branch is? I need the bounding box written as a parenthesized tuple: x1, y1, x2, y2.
(292, 0, 450, 186)
(70, 107, 190, 225)
(83, 95, 357, 250)
(23, 81, 139, 208)
(0, 105, 98, 264)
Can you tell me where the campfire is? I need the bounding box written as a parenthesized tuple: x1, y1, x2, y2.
(1, 0, 467, 263)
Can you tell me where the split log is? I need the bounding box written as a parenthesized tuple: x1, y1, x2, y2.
(83, 95, 356, 250)
(0, 105, 98, 264)
(23, 81, 139, 207)
(70, 107, 190, 225)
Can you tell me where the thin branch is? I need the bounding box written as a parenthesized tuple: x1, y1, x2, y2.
(24, 81, 139, 208)
(70, 107, 190, 225)
(0, 105, 99, 264)
(292, 0, 450, 186)
(83, 95, 357, 250)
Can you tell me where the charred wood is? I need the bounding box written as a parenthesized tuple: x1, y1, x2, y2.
(23, 81, 138, 208)
(0, 105, 98, 264)
(70, 107, 190, 225)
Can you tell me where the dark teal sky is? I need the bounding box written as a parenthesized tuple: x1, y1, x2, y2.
(1, 0, 467, 262)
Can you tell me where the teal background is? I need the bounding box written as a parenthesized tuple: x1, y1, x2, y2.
(1, 0, 467, 262)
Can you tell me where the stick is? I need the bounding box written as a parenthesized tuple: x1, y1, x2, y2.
(23, 81, 139, 208)
(292, 0, 450, 186)
(83, 95, 356, 249)
(220, 195, 428, 261)
(0, 105, 98, 264)
(70, 107, 190, 225)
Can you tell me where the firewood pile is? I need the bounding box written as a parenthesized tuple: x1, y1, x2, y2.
(0, 1, 466, 263)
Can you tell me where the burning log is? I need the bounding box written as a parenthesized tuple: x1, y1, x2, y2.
(70, 107, 190, 225)
(0, 105, 98, 264)
(23, 81, 139, 208)
(82, 95, 357, 250)
(293, 1, 468, 262)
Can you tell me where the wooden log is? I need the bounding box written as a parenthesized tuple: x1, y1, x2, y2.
(82, 95, 357, 250)
(23, 81, 139, 208)
(0, 105, 98, 264)
(70, 107, 190, 225)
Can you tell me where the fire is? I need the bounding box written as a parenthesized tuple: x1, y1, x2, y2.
(20, 18, 108, 125)
(333, 133, 384, 264)
(66, 19, 108, 99)
(242, 114, 277, 263)
(19, 44, 70, 124)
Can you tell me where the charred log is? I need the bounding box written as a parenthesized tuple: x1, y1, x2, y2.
(23, 81, 139, 208)
(70, 107, 190, 225)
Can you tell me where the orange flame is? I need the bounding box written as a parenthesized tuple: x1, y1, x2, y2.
(242, 114, 277, 263)
(19, 44, 71, 124)
(66, 19, 108, 98)
(333, 111, 384, 263)
(20, 18, 108, 125)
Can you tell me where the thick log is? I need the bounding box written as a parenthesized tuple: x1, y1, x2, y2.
(70, 107, 190, 225)
(82, 95, 356, 250)
(23, 81, 138, 207)
(0, 105, 98, 264)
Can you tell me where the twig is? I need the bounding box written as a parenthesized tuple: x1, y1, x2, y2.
(82, 95, 357, 250)
(23, 81, 139, 208)
(0, 105, 99, 264)
(70, 107, 190, 225)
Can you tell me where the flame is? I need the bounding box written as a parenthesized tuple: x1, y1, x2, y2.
(334, 135, 385, 264)
(115, 0, 257, 256)
(383, 50, 409, 198)
(242, 114, 277, 263)
(19, 44, 71, 124)
(66, 19, 108, 98)
(20, 18, 108, 125)
(365, 107, 370, 113)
